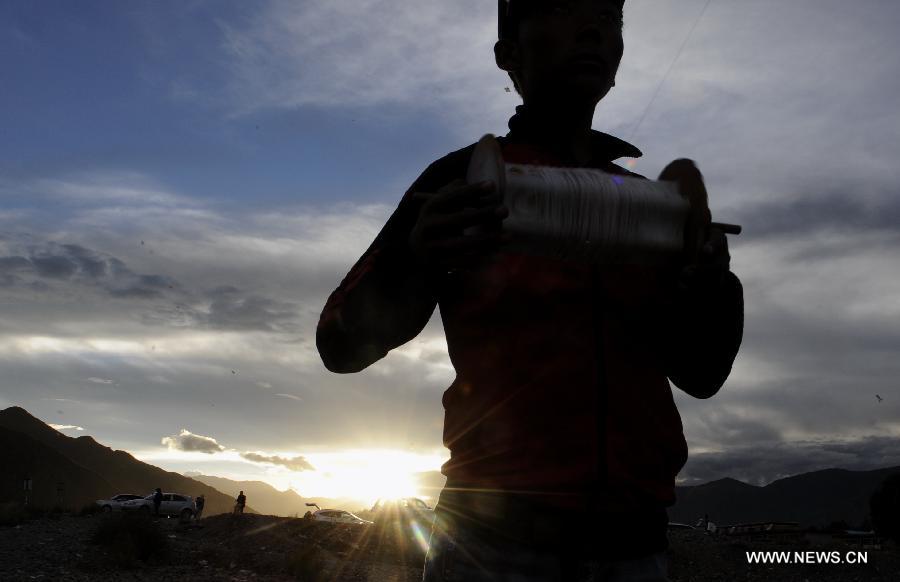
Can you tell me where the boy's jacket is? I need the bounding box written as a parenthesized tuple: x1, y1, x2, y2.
(318, 109, 743, 515)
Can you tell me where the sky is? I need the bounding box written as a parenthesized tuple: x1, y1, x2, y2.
(2, 0, 900, 501)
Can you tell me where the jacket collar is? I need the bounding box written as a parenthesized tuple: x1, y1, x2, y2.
(506, 104, 643, 162)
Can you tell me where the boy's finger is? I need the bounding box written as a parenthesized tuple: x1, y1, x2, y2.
(411, 182, 499, 213)
(699, 227, 729, 268)
(430, 181, 498, 210)
(436, 178, 468, 194)
(426, 205, 508, 232)
(409, 191, 432, 201)
(426, 233, 507, 257)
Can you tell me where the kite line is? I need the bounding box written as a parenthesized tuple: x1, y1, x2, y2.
(626, 0, 715, 143)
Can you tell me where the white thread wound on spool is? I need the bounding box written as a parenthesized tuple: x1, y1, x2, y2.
(504, 164, 687, 263)
(466, 134, 690, 264)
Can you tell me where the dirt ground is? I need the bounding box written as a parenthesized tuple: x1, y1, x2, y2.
(1, 513, 898, 581)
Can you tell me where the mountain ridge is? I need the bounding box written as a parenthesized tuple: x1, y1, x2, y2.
(670, 465, 900, 527)
(0, 406, 239, 515)
(187, 473, 367, 515)
(5, 406, 898, 527)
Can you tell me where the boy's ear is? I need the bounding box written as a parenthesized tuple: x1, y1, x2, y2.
(493, 39, 520, 73)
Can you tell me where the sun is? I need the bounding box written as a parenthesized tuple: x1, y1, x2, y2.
(357, 469, 419, 506)
(290, 449, 444, 507)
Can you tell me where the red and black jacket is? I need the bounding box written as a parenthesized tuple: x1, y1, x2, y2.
(318, 109, 743, 520)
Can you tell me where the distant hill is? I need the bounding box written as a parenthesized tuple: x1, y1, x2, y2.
(670, 466, 900, 528)
(189, 471, 451, 515)
(189, 474, 367, 515)
(10, 404, 893, 528)
(413, 471, 446, 503)
(0, 406, 237, 515)
(0, 425, 113, 508)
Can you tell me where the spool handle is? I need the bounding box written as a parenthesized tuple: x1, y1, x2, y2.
(710, 222, 741, 235)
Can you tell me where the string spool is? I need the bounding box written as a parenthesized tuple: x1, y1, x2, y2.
(466, 134, 740, 264)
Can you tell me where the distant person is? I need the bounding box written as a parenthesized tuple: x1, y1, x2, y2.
(316, 0, 743, 579)
(234, 490, 246, 515)
(195, 494, 205, 520)
(153, 488, 163, 517)
(696, 513, 709, 530)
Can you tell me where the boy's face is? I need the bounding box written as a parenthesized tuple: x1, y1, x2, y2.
(501, 0, 624, 104)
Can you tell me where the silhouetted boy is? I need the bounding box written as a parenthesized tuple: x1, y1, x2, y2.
(153, 487, 163, 517)
(317, 1, 743, 580)
(234, 490, 246, 515)
(195, 494, 205, 520)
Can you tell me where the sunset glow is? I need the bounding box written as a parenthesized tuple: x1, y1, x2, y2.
(291, 449, 446, 506)
(133, 446, 448, 507)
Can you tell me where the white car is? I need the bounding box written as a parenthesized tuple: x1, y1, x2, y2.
(372, 497, 434, 513)
(312, 509, 373, 525)
(120, 492, 196, 519)
(372, 497, 436, 526)
(95, 494, 144, 512)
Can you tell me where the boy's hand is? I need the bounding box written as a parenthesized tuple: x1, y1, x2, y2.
(658, 159, 730, 296)
(408, 179, 509, 272)
(677, 224, 730, 296)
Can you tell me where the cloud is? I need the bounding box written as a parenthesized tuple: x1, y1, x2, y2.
(161, 429, 226, 454)
(0, 239, 178, 300)
(216, 0, 512, 131)
(49, 423, 84, 432)
(240, 452, 315, 471)
(274, 393, 302, 402)
(735, 186, 900, 243)
(87, 377, 114, 384)
(26, 172, 192, 208)
(200, 285, 301, 333)
(6, 0, 900, 489)
(0, 235, 309, 335)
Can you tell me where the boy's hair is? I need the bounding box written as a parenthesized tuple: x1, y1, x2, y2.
(498, 0, 625, 94)
(498, 0, 626, 40)
(497, 0, 517, 40)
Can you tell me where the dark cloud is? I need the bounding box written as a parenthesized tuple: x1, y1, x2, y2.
(31, 255, 78, 279)
(110, 274, 174, 299)
(109, 286, 164, 299)
(0, 241, 178, 299)
(161, 429, 226, 454)
(736, 186, 900, 243)
(0, 239, 302, 333)
(61, 244, 108, 277)
(0, 256, 31, 272)
(240, 452, 315, 471)
(688, 407, 784, 447)
(680, 436, 900, 486)
(202, 286, 301, 333)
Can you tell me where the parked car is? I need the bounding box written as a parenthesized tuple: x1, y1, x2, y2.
(371, 497, 435, 529)
(312, 509, 373, 525)
(95, 494, 144, 512)
(120, 492, 196, 519)
(372, 497, 434, 513)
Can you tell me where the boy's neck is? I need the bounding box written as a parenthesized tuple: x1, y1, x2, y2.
(516, 98, 598, 165)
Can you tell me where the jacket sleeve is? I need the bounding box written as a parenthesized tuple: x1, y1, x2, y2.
(664, 270, 744, 399)
(316, 148, 470, 373)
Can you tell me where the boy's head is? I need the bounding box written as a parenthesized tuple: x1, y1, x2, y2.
(496, 0, 625, 105)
